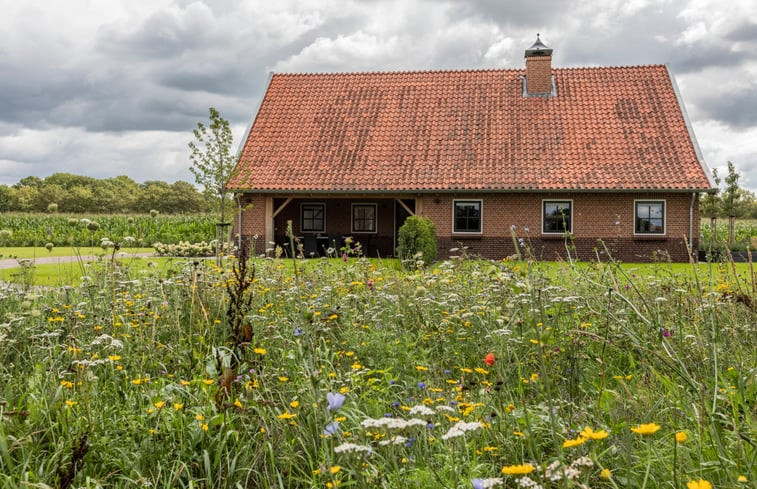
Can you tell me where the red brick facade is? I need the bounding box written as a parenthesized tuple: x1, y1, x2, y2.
(234, 192, 700, 262)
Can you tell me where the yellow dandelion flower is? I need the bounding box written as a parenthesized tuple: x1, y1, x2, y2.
(278, 376, 289, 382)
(501, 464, 535, 475)
(180, 380, 190, 386)
(562, 436, 588, 448)
(631, 423, 661, 436)
(60, 380, 74, 388)
(415, 365, 428, 371)
(737, 475, 747, 483)
(234, 398, 243, 408)
(686, 480, 712, 489)
(580, 427, 609, 440)
(330, 466, 341, 474)
(290, 400, 300, 408)
(201, 423, 209, 431)
(277, 412, 297, 420)
(202, 379, 215, 385)
(512, 431, 525, 438)
(253, 347, 266, 355)
(505, 403, 516, 413)
(675, 431, 687, 443)
(173, 403, 184, 410)
(195, 414, 205, 421)
(600, 468, 612, 479)
(107, 355, 121, 362)
(64, 400, 77, 408)
(154, 401, 165, 409)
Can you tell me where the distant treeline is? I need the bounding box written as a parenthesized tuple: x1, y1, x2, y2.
(0, 173, 215, 214)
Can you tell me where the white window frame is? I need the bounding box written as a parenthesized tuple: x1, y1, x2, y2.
(634, 199, 666, 235)
(452, 199, 483, 234)
(300, 202, 326, 233)
(541, 199, 573, 234)
(351, 203, 377, 234)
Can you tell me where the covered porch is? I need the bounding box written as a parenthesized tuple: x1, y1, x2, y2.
(261, 195, 420, 258)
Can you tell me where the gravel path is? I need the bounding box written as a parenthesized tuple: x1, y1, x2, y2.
(0, 253, 154, 269)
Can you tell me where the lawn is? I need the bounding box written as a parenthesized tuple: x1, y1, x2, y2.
(0, 253, 754, 488)
(0, 246, 153, 259)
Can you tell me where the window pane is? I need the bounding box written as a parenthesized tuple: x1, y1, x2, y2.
(302, 204, 324, 232)
(454, 201, 481, 232)
(543, 201, 571, 233)
(635, 202, 664, 234)
(352, 204, 376, 232)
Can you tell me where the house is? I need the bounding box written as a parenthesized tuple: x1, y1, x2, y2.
(227, 36, 714, 262)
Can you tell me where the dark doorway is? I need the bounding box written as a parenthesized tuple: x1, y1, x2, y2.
(394, 199, 416, 255)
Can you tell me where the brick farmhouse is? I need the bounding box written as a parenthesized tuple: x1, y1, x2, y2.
(227, 37, 714, 262)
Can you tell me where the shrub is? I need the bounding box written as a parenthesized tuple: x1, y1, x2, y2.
(397, 215, 437, 266)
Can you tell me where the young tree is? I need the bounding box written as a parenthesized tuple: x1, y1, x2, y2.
(189, 107, 236, 233)
(722, 161, 741, 246)
(701, 168, 721, 250)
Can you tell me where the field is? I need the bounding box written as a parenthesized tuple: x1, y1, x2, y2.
(0, 252, 755, 488)
(700, 219, 757, 251)
(0, 213, 217, 247)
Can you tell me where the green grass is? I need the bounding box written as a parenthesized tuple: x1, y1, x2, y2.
(0, 246, 153, 259)
(0, 256, 194, 287)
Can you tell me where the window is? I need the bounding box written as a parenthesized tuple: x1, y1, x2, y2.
(352, 204, 376, 233)
(542, 200, 572, 233)
(454, 200, 482, 233)
(635, 201, 665, 234)
(301, 203, 325, 233)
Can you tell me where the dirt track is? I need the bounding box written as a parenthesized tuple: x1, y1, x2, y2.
(0, 253, 154, 269)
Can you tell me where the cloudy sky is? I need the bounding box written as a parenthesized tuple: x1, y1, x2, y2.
(1, 0, 756, 191)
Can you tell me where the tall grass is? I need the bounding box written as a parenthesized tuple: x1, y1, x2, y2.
(0, 251, 754, 488)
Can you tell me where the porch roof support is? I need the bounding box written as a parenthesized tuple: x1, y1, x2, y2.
(265, 197, 293, 246)
(395, 198, 415, 216)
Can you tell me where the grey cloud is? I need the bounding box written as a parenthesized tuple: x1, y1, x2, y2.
(697, 87, 757, 130)
(726, 22, 757, 42)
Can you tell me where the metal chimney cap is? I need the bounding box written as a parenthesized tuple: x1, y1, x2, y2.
(525, 33, 552, 57)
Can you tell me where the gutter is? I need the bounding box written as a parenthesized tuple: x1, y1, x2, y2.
(236, 193, 243, 253)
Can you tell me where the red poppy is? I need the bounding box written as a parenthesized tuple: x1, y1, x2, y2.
(483, 353, 495, 366)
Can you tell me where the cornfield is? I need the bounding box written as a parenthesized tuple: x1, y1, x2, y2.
(0, 213, 218, 247)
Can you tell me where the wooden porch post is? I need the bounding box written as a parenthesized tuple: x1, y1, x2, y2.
(264, 197, 274, 246)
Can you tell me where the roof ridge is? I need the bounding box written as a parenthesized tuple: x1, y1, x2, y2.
(272, 67, 524, 77)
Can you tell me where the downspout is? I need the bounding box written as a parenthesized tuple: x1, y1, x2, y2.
(236, 193, 243, 253)
(689, 192, 696, 259)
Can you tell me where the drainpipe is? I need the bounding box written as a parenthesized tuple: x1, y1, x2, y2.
(236, 193, 243, 253)
(689, 192, 696, 259)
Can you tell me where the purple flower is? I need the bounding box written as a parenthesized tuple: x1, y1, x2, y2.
(342, 252, 348, 262)
(417, 381, 426, 389)
(367, 278, 374, 291)
(327, 392, 345, 411)
(293, 326, 304, 336)
(662, 328, 673, 337)
(323, 421, 339, 436)
(472, 479, 485, 489)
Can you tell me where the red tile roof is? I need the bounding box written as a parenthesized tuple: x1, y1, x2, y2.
(228, 66, 712, 192)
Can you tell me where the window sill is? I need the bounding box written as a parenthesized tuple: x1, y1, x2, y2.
(540, 233, 571, 240)
(452, 234, 483, 240)
(633, 235, 667, 240)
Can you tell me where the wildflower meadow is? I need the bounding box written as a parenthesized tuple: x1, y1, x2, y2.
(0, 247, 755, 488)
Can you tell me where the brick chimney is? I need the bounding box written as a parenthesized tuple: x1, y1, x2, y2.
(524, 34, 553, 96)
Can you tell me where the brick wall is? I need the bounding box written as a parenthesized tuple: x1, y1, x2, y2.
(526, 56, 552, 95)
(236, 192, 701, 262)
(421, 192, 699, 262)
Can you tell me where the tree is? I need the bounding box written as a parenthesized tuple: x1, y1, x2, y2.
(722, 161, 741, 246)
(189, 107, 236, 235)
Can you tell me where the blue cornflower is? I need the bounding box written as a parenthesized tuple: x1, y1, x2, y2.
(322, 421, 339, 436)
(326, 392, 345, 411)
